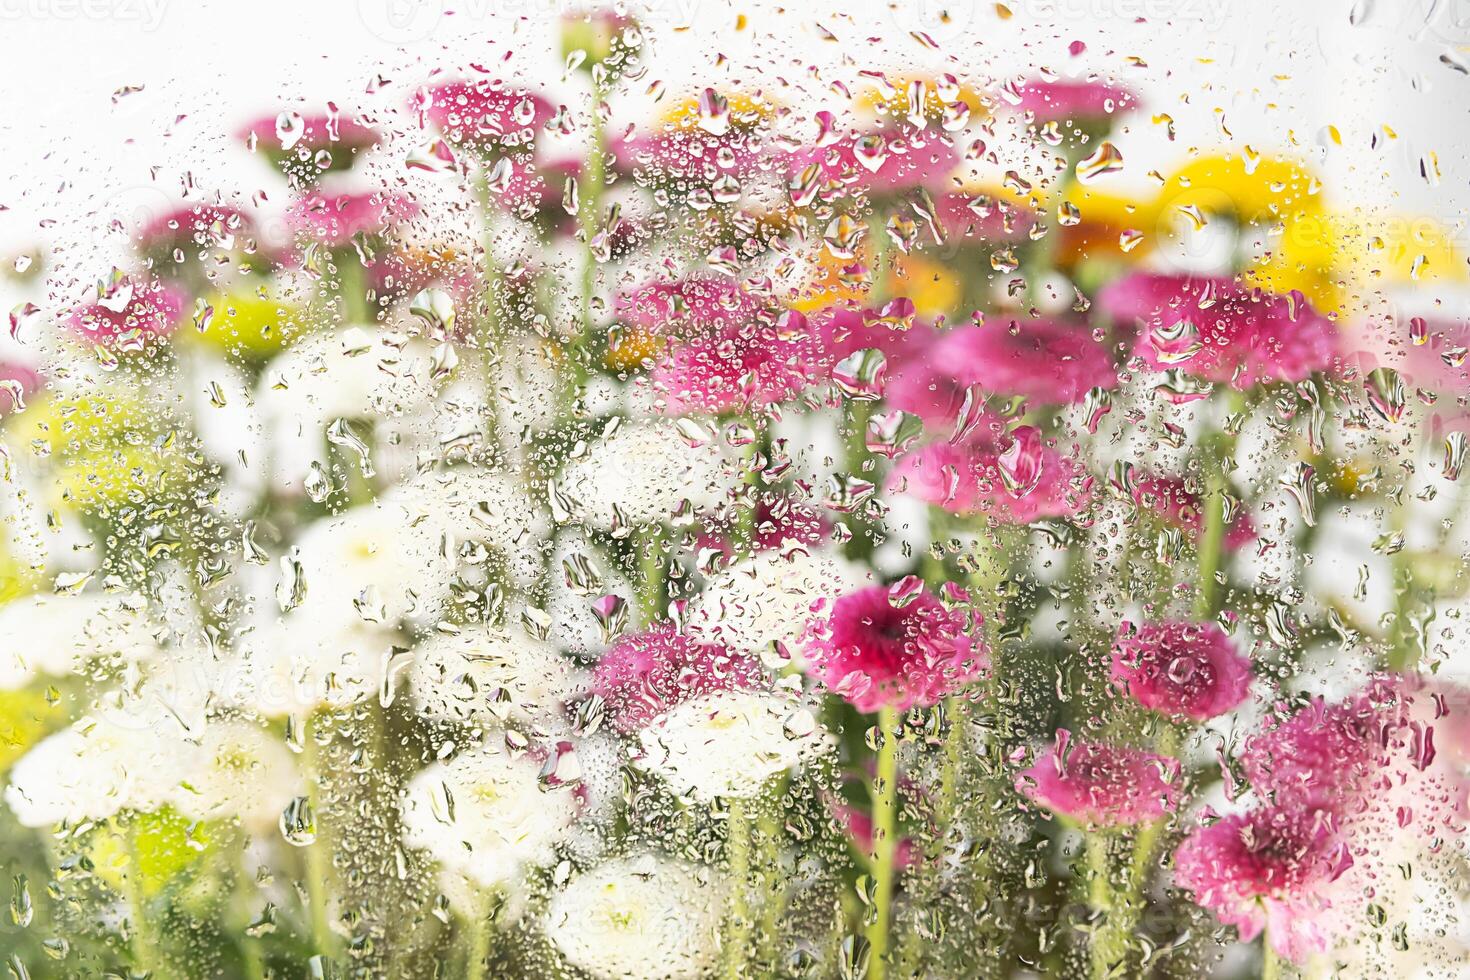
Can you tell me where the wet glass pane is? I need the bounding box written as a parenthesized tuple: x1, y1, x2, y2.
(0, 1, 1467, 977)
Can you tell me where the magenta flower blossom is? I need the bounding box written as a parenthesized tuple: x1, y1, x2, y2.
(1009, 78, 1136, 121)
(592, 624, 765, 733)
(1098, 273, 1337, 388)
(286, 191, 419, 248)
(813, 306, 938, 365)
(697, 496, 828, 559)
(414, 80, 553, 152)
(1111, 620, 1252, 722)
(138, 203, 255, 256)
(1016, 733, 1180, 828)
(67, 278, 185, 346)
(616, 276, 758, 337)
(650, 315, 829, 414)
(927, 319, 1118, 406)
(889, 425, 1092, 524)
(803, 584, 987, 713)
(786, 129, 958, 196)
(1132, 476, 1256, 551)
(934, 192, 1037, 243)
(1173, 805, 1351, 963)
(0, 362, 41, 415)
(611, 129, 763, 182)
(237, 110, 378, 157)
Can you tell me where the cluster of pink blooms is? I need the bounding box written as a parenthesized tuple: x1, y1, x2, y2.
(1175, 678, 1470, 961)
(802, 583, 988, 713)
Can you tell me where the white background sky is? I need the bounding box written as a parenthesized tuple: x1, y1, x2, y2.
(0, 0, 1465, 303)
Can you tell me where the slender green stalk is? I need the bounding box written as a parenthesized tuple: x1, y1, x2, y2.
(636, 524, 667, 623)
(1085, 831, 1120, 980)
(577, 80, 607, 346)
(300, 727, 337, 959)
(1262, 937, 1282, 980)
(865, 705, 902, 980)
(465, 889, 496, 980)
(722, 797, 752, 979)
(123, 820, 159, 976)
(1193, 461, 1229, 619)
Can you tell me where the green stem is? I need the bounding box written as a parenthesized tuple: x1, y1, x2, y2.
(474, 169, 504, 453)
(465, 889, 496, 980)
(123, 820, 159, 975)
(1194, 461, 1229, 620)
(1085, 831, 1125, 980)
(1262, 936, 1282, 980)
(723, 797, 752, 979)
(636, 524, 667, 624)
(301, 727, 337, 959)
(865, 705, 902, 980)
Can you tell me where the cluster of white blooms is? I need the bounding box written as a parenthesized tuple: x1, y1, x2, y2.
(544, 853, 721, 980)
(0, 592, 157, 690)
(6, 714, 301, 831)
(689, 543, 867, 664)
(407, 624, 582, 730)
(400, 746, 579, 890)
(560, 419, 736, 529)
(637, 688, 826, 800)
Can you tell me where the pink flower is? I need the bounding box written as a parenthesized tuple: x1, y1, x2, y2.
(415, 81, 553, 152)
(889, 425, 1091, 524)
(592, 624, 765, 733)
(67, 278, 185, 346)
(237, 110, 378, 157)
(611, 129, 763, 181)
(697, 496, 827, 559)
(1016, 732, 1179, 828)
(1111, 620, 1252, 722)
(137, 204, 255, 255)
(650, 314, 828, 414)
(926, 319, 1117, 405)
(803, 584, 987, 713)
(616, 276, 758, 336)
(286, 191, 419, 248)
(0, 362, 41, 415)
(1009, 78, 1136, 121)
(1098, 273, 1337, 388)
(813, 306, 938, 366)
(1173, 805, 1352, 962)
(786, 129, 958, 195)
(1132, 475, 1256, 551)
(934, 192, 1037, 242)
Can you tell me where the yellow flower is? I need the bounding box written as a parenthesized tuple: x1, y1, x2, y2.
(888, 254, 960, 317)
(0, 685, 56, 773)
(183, 289, 306, 356)
(658, 91, 777, 131)
(9, 391, 188, 512)
(858, 75, 988, 124)
(89, 807, 216, 897)
(1157, 153, 1322, 226)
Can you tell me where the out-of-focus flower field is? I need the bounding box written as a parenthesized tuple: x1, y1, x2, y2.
(0, 7, 1468, 979)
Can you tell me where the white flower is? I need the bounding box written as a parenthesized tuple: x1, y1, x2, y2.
(384, 467, 549, 589)
(637, 689, 824, 800)
(288, 500, 449, 630)
(689, 545, 866, 663)
(258, 326, 438, 491)
(544, 853, 720, 980)
(544, 531, 631, 655)
(401, 746, 579, 889)
(4, 715, 174, 827)
(0, 591, 156, 690)
(408, 625, 583, 729)
(169, 720, 303, 833)
(561, 420, 734, 530)
(216, 621, 391, 716)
